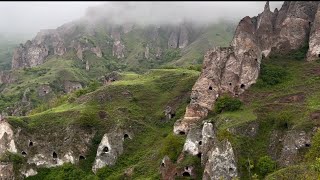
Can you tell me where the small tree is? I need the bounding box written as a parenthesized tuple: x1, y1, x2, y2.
(257, 156, 276, 176)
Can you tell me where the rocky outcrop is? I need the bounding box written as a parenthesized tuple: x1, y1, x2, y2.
(179, 25, 189, 49)
(92, 129, 131, 173)
(174, 44, 261, 134)
(0, 71, 15, 84)
(144, 44, 150, 59)
(278, 130, 311, 167)
(307, 4, 320, 61)
(63, 81, 82, 93)
(178, 122, 238, 180)
(0, 162, 14, 179)
(0, 120, 17, 155)
(203, 140, 238, 180)
(101, 71, 121, 85)
(111, 27, 125, 59)
(37, 85, 52, 97)
(12, 42, 49, 69)
(168, 28, 179, 49)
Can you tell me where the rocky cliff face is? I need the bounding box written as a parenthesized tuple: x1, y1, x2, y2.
(174, 1, 320, 134)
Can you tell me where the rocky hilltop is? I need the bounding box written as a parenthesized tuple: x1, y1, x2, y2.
(3, 1, 320, 180)
(175, 1, 320, 134)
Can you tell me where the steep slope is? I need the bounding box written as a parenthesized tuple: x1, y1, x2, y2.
(0, 14, 235, 117)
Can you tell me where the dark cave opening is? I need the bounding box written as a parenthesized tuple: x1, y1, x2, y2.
(103, 146, 109, 153)
(198, 141, 202, 145)
(29, 141, 33, 147)
(209, 86, 213, 90)
(53, 152, 57, 159)
(79, 155, 85, 160)
(197, 153, 202, 158)
(124, 134, 129, 139)
(179, 131, 186, 135)
(241, 84, 245, 89)
(21, 151, 27, 156)
(182, 172, 190, 177)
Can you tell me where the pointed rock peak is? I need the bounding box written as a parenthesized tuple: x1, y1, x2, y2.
(264, 1, 270, 12)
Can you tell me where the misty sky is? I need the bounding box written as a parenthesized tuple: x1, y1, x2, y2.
(0, 1, 283, 37)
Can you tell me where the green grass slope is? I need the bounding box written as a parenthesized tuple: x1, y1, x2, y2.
(4, 68, 200, 179)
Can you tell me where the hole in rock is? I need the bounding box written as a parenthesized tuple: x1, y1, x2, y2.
(175, 173, 178, 176)
(318, 54, 320, 58)
(53, 152, 57, 159)
(241, 84, 245, 89)
(79, 156, 85, 160)
(197, 153, 202, 158)
(161, 162, 165, 167)
(29, 141, 33, 147)
(182, 172, 190, 177)
(171, 113, 176, 118)
(199, 141, 202, 145)
(305, 143, 311, 147)
(124, 134, 129, 139)
(21, 151, 27, 155)
(186, 166, 189, 170)
(43, 90, 47, 94)
(255, 58, 258, 61)
(229, 167, 234, 172)
(229, 83, 232, 86)
(103, 146, 109, 153)
(179, 131, 186, 135)
(209, 86, 213, 90)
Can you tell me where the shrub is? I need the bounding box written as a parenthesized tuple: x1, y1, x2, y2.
(255, 63, 288, 88)
(160, 134, 184, 162)
(257, 156, 276, 176)
(214, 95, 243, 113)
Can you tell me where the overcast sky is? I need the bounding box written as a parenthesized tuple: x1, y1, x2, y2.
(0, 1, 283, 37)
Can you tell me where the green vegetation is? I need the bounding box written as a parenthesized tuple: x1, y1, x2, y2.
(3, 68, 200, 179)
(214, 95, 243, 113)
(257, 156, 276, 177)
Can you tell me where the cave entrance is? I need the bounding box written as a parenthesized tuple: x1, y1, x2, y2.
(29, 141, 33, 147)
(79, 156, 85, 160)
(198, 141, 202, 145)
(161, 162, 165, 167)
(318, 54, 320, 58)
(124, 134, 129, 139)
(182, 172, 190, 177)
(197, 153, 202, 158)
(103, 146, 109, 153)
(305, 143, 311, 147)
(241, 84, 245, 89)
(209, 86, 213, 90)
(21, 151, 27, 156)
(179, 131, 185, 135)
(53, 152, 57, 159)
(229, 83, 232, 86)
(171, 113, 176, 119)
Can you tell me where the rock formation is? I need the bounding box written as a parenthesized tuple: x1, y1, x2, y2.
(174, 1, 320, 134)
(92, 129, 131, 173)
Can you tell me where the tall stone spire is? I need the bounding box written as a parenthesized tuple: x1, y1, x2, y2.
(264, 1, 270, 12)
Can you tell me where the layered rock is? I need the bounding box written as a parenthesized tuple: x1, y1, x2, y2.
(63, 81, 83, 93)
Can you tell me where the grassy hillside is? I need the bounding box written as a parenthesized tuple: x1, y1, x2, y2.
(4, 68, 200, 179)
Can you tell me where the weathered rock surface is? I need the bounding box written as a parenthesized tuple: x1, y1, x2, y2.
(92, 129, 131, 173)
(168, 28, 179, 49)
(175, 1, 320, 134)
(0, 162, 14, 180)
(0, 120, 17, 155)
(37, 85, 52, 97)
(63, 81, 82, 93)
(278, 130, 311, 167)
(179, 122, 238, 180)
(179, 25, 189, 49)
(307, 3, 320, 61)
